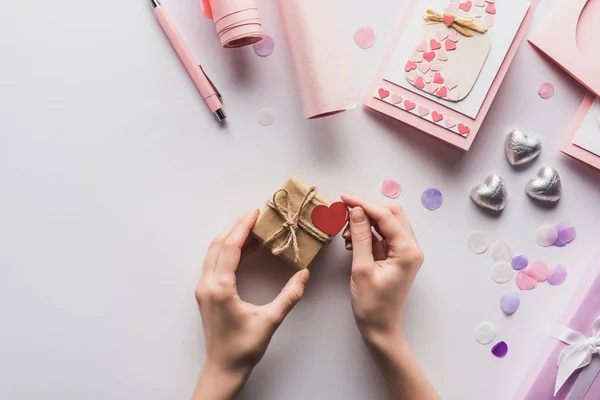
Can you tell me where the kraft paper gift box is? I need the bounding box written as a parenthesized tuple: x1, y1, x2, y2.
(515, 253, 600, 400)
(252, 176, 333, 270)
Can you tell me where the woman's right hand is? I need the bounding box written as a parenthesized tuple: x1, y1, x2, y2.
(341, 195, 424, 347)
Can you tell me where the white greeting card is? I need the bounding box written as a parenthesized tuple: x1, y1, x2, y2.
(384, 0, 530, 119)
(573, 97, 600, 157)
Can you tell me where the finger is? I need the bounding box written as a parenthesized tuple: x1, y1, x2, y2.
(266, 269, 310, 324)
(348, 207, 374, 276)
(344, 231, 380, 251)
(216, 209, 259, 276)
(342, 195, 404, 241)
(384, 202, 416, 235)
(201, 216, 242, 285)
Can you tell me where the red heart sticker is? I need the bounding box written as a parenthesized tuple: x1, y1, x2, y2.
(432, 111, 444, 122)
(458, 123, 470, 135)
(311, 202, 349, 236)
(378, 88, 390, 99)
(443, 14, 456, 27)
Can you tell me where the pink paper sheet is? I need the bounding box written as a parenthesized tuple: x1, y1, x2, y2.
(561, 93, 600, 172)
(528, 0, 600, 97)
(515, 253, 600, 400)
(277, 0, 356, 119)
(364, 0, 538, 151)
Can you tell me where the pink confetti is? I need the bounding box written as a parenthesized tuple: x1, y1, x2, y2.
(354, 27, 376, 49)
(538, 82, 555, 99)
(528, 261, 549, 282)
(535, 225, 558, 247)
(381, 179, 401, 199)
(547, 264, 568, 285)
(253, 34, 275, 57)
(516, 271, 537, 290)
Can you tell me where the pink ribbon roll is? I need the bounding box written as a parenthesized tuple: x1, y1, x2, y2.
(202, 0, 263, 48)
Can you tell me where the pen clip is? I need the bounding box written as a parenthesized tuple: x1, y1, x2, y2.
(199, 65, 222, 101)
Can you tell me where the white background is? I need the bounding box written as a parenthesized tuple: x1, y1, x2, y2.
(1, 1, 599, 400)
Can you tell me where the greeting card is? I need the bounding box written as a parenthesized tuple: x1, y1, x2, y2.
(364, 0, 537, 151)
(561, 93, 600, 172)
(529, 0, 600, 97)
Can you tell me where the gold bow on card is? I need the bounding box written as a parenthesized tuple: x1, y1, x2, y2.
(423, 9, 488, 37)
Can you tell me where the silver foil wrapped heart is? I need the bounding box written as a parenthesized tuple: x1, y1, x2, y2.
(470, 175, 508, 211)
(505, 129, 542, 166)
(526, 166, 562, 202)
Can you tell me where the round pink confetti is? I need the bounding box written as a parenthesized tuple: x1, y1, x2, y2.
(547, 264, 568, 285)
(381, 179, 401, 199)
(354, 27, 376, 49)
(528, 261, 549, 282)
(466, 231, 489, 254)
(516, 271, 537, 290)
(538, 82, 555, 99)
(535, 225, 558, 247)
(253, 34, 275, 57)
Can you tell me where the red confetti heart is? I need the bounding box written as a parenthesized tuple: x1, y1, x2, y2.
(404, 99, 416, 111)
(458, 123, 470, 135)
(459, 1, 472, 12)
(311, 202, 349, 236)
(436, 86, 447, 97)
(432, 111, 444, 122)
(378, 88, 390, 99)
(423, 51, 436, 62)
(443, 14, 456, 26)
(430, 39, 442, 50)
(445, 40, 457, 51)
(414, 76, 425, 89)
(405, 61, 417, 72)
(485, 2, 496, 14)
(433, 72, 444, 84)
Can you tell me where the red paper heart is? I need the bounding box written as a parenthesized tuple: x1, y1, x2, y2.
(433, 72, 444, 84)
(429, 39, 442, 50)
(445, 40, 457, 51)
(404, 99, 416, 110)
(443, 14, 456, 26)
(432, 111, 444, 122)
(436, 86, 447, 97)
(378, 88, 390, 99)
(485, 2, 496, 14)
(459, 1, 472, 12)
(423, 51, 436, 62)
(458, 123, 470, 135)
(311, 202, 349, 236)
(414, 76, 425, 89)
(405, 61, 417, 72)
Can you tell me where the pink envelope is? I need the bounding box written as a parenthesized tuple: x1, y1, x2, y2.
(364, 0, 538, 152)
(528, 0, 600, 97)
(560, 93, 600, 172)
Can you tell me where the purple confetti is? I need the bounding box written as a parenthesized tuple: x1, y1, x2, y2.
(547, 264, 568, 285)
(421, 188, 443, 211)
(500, 291, 520, 315)
(511, 254, 529, 271)
(553, 238, 567, 247)
(555, 221, 576, 245)
(492, 341, 508, 358)
(253, 34, 275, 57)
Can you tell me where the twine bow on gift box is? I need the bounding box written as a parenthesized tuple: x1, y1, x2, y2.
(552, 317, 600, 397)
(423, 9, 488, 37)
(263, 187, 331, 263)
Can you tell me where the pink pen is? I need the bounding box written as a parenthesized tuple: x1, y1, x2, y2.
(151, 0, 226, 122)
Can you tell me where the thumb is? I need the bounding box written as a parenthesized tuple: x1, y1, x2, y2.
(267, 269, 310, 324)
(349, 207, 374, 273)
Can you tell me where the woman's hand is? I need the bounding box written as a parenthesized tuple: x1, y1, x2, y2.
(192, 209, 310, 400)
(341, 195, 424, 345)
(341, 195, 437, 400)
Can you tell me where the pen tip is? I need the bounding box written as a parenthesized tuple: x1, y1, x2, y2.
(150, 0, 161, 8)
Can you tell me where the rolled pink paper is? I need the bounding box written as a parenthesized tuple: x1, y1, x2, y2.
(202, 0, 263, 48)
(277, 0, 356, 119)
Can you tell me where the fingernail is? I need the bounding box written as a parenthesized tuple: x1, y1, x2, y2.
(350, 207, 367, 223)
(299, 269, 310, 282)
(345, 241, 353, 251)
(342, 226, 351, 239)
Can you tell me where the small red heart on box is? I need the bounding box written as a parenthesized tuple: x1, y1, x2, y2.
(459, 1, 472, 12)
(311, 202, 349, 236)
(405, 61, 417, 72)
(423, 51, 436, 62)
(443, 14, 456, 26)
(485, 2, 496, 14)
(432, 111, 444, 122)
(378, 88, 390, 99)
(414, 76, 425, 89)
(436, 86, 447, 97)
(404, 100, 416, 110)
(458, 123, 470, 135)
(433, 72, 444, 84)
(429, 39, 441, 50)
(445, 40, 457, 51)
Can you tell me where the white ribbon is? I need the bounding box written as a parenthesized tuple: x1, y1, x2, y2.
(552, 317, 600, 395)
